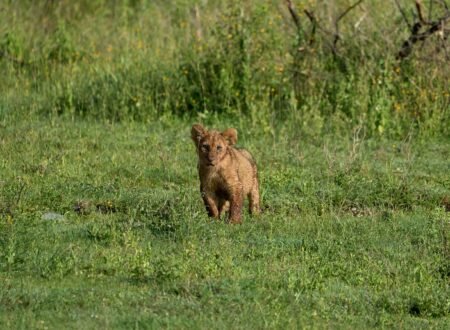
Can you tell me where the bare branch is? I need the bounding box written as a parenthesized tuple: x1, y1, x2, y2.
(336, 0, 364, 24)
(285, 0, 303, 33)
(333, 0, 364, 53)
(303, 9, 336, 51)
(303, 9, 316, 25)
(394, 0, 413, 30)
(415, 0, 427, 24)
(304, 9, 332, 35)
(303, 9, 317, 45)
(397, 11, 450, 59)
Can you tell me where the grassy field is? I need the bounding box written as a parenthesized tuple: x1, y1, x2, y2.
(1, 0, 449, 328)
(1, 119, 449, 328)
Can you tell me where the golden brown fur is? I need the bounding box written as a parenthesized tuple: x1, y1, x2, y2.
(191, 124, 260, 224)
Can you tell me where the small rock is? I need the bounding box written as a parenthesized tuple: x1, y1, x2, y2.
(42, 212, 64, 221)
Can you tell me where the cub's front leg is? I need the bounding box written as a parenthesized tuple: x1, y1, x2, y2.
(201, 191, 219, 219)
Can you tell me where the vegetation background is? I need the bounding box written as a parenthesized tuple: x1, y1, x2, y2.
(0, 0, 449, 328)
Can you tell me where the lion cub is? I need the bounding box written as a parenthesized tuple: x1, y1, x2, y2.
(191, 124, 260, 224)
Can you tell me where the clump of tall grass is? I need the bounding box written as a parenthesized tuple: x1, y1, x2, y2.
(0, 0, 448, 137)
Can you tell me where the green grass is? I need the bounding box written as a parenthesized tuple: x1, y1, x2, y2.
(1, 0, 449, 328)
(1, 118, 449, 328)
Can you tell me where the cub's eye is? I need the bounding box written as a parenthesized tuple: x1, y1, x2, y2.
(201, 144, 209, 151)
(217, 145, 223, 152)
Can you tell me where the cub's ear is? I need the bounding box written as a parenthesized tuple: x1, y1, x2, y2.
(221, 128, 238, 146)
(191, 124, 206, 145)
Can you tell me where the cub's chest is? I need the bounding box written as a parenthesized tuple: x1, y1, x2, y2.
(201, 168, 223, 185)
(200, 167, 232, 191)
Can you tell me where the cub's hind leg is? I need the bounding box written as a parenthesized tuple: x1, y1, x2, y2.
(229, 187, 244, 224)
(249, 175, 260, 216)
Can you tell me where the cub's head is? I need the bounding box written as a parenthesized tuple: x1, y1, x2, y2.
(191, 124, 237, 167)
